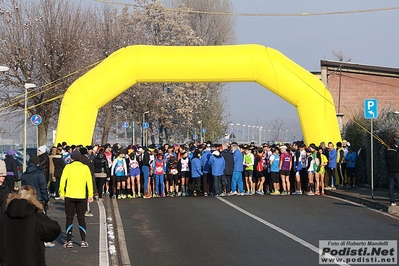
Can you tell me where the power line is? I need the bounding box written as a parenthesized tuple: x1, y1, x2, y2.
(94, 0, 399, 17)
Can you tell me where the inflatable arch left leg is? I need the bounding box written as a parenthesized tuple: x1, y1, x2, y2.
(55, 44, 341, 145)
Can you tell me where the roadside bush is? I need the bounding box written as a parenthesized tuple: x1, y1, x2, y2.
(343, 107, 399, 188)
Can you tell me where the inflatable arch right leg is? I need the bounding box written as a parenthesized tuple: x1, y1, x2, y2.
(55, 44, 341, 145)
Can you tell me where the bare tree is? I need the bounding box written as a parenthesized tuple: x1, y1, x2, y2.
(0, 0, 95, 146)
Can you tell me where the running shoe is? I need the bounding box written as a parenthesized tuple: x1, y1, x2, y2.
(63, 241, 73, 248)
(143, 193, 151, 199)
(391, 203, 397, 206)
(54, 197, 61, 200)
(121, 194, 127, 199)
(161, 194, 166, 198)
(193, 190, 197, 197)
(220, 193, 226, 197)
(80, 241, 89, 248)
(170, 192, 174, 197)
(331, 186, 336, 190)
(249, 191, 253, 196)
(166, 192, 170, 197)
(308, 191, 314, 196)
(270, 191, 280, 195)
(265, 190, 270, 195)
(228, 191, 237, 196)
(204, 192, 208, 197)
(325, 186, 331, 190)
(85, 211, 93, 217)
(152, 193, 156, 198)
(127, 194, 133, 199)
(280, 191, 287, 196)
(44, 242, 55, 248)
(117, 195, 122, 200)
(111, 195, 116, 199)
(298, 191, 303, 195)
(239, 192, 245, 196)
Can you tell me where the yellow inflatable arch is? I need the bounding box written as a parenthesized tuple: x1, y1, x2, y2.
(55, 44, 341, 145)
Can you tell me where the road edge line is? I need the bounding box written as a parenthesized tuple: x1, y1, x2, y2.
(98, 199, 109, 266)
(112, 199, 131, 266)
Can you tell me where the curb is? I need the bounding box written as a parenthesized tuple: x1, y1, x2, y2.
(324, 190, 399, 217)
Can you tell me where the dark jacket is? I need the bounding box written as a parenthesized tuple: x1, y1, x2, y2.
(81, 155, 95, 178)
(39, 153, 50, 182)
(21, 164, 49, 202)
(221, 150, 234, 176)
(0, 182, 10, 211)
(93, 154, 108, 174)
(4, 155, 18, 178)
(385, 149, 399, 173)
(52, 155, 65, 178)
(0, 199, 61, 266)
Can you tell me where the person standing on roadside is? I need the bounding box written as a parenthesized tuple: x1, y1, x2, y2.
(229, 142, 244, 196)
(0, 185, 61, 266)
(221, 144, 234, 195)
(327, 142, 337, 190)
(38, 145, 50, 185)
(0, 161, 11, 210)
(21, 155, 55, 248)
(59, 150, 93, 248)
(4, 149, 18, 192)
(385, 143, 399, 207)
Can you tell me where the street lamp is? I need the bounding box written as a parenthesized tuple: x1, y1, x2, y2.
(198, 120, 203, 143)
(242, 125, 246, 143)
(23, 83, 36, 172)
(252, 125, 256, 142)
(0, 66, 9, 72)
(236, 123, 240, 143)
(247, 125, 250, 143)
(142, 111, 149, 146)
(286, 130, 288, 143)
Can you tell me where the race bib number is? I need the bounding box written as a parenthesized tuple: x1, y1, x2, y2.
(170, 169, 178, 175)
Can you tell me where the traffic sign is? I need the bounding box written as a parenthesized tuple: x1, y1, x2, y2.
(31, 114, 42, 126)
(122, 122, 129, 128)
(202, 128, 206, 133)
(193, 134, 198, 140)
(143, 122, 149, 129)
(364, 99, 378, 119)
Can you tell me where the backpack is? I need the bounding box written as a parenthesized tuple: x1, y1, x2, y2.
(256, 156, 264, 172)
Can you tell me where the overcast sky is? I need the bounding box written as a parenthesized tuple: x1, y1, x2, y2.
(226, 0, 399, 131)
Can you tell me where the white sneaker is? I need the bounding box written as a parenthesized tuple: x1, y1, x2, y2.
(391, 203, 397, 206)
(228, 191, 237, 196)
(44, 242, 55, 248)
(308, 191, 314, 196)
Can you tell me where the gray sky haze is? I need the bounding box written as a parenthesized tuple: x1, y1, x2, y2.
(226, 0, 399, 134)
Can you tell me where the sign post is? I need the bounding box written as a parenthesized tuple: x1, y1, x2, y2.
(364, 99, 378, 199)
(31, 114, 42, 148)
(202, 128, 206, 143)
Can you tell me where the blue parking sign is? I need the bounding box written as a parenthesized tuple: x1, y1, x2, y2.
(364, 99, 378, 119)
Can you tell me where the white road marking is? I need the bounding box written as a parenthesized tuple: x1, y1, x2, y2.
(98, 200, 109, 266)
(217, 197, 349, 266)
(112, 199, 131, 266)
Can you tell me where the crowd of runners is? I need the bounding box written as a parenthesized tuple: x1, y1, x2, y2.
(46, 139, 356, 200)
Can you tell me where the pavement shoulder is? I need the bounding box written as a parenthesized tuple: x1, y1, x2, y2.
(324, 186, 399, 217)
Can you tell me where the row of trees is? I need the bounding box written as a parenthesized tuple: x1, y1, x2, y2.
(0, 0, 236, 145)
(343, 107, 398, 188)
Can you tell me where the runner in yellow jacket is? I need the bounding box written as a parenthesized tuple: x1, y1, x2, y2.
(59, 150, 93, 248)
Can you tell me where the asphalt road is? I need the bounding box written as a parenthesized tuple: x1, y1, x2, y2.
(117, 195, 399, 266)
